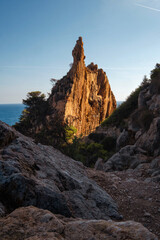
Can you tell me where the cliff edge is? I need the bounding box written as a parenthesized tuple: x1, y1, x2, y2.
(49, 37, 116, 136)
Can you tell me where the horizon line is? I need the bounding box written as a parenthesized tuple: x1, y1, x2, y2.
(0, 65, 148, 71)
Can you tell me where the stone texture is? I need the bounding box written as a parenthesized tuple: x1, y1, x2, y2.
(0, 121, 120, 220)
(148, 157, 160, 180)
(0, 202, 5, 217)
(136, 117, 160, 156)
(138, 86, 151, 109)
(104, 145, 148, 172)
(48, 37, 116, 136)
(0, 121, 16, 148)
(87, 167, 160, 238)
(94, 158, 104, 171)
(103, 75, 160, 173)
(96, 125, 121, 139)
(0, 206, 157, 240)
(116, 129, 129, 150)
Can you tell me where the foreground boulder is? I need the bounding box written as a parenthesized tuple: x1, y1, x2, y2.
(48, 37, 116, 136)
(0, 121, 120, 220)
(0, 206, 157, 240)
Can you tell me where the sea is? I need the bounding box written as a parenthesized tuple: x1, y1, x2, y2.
(0, 104, 25, 126)
(0, 101, 123, 126)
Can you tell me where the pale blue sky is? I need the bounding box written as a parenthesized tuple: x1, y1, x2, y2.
(0, 0, 160, 103)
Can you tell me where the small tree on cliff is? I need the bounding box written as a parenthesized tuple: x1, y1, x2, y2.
(23, 91, 46, 106)
(23, 91, 47, 116)
(15, 91, 76, 146)
(15, 91, 48, 134)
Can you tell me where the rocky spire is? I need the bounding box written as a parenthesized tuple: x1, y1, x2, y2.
(49, 37, 116, 136)
(72, 37, 85, 65)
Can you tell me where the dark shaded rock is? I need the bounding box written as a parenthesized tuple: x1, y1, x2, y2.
(0, 202, 5, 217)
(138, 86, 151, 109)
(0, 122, 120, 220)
(116, 129, 129, 150)
(94, 158, 104, 171)
(0, 121, 16, 148)
(148, 157, 160, 180)
(136, 117, 160, 156)
(104, 145, 148, 172)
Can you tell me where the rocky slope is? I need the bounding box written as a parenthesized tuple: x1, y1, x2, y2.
(0, 206, 157, 240)
(86, 65, 160, 238)
(1, 65, 160, 239)
(88, 167, 160, 238)
(0, 121, 120, 220)
(0, 121, 159, 239)
(48, 37, 116, 136)
(102, 66, 160, 174)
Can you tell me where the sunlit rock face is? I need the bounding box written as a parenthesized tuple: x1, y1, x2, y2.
(0, 206, 157, 240)
(49, 37, 116, 135)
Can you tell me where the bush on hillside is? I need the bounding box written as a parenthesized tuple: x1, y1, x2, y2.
(65, 125, 77, 141)
(100, 136, 116, 151)
(101, 86, 141, 128)
(88, 132, 106, 143)
(63, 138, 108, 167)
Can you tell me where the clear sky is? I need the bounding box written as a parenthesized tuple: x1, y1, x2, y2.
(0, 0, 160, 103)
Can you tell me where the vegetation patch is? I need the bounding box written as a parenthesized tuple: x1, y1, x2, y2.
(63, 138, 109, 167)
(101, 77, 151, 128)
(101, 86, 141, 128)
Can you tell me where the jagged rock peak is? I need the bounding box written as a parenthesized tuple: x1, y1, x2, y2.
(49, 37, 116, 136)
(72, 36, 85, 64)
(87, 62, 98, 71)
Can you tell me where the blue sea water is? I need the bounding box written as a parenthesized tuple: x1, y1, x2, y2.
(0, 104, 25, 126)
(0, 101, 123, 127)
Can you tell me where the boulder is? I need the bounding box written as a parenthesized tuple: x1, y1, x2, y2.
(104, 145, 148, 172)
(136, 117, 160, 156)
(0, 121, 120, 220)
(94, 158, 104, 171)
(0, 206, 157, 240)
(148, 94, 160, 115)
(116, 129, 129, 150)
(138, 86, 151, 109)
(148, 157, 160, 180)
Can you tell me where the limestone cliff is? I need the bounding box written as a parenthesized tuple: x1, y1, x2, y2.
(49, 37, 116, 135)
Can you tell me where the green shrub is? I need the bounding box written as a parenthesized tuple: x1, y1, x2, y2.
(63, 138, 107, 167)
(14, 91, 48, 134)
(88, 132, 105, 143)
(100, 137, 116, 151)
(101, 85, 142, 128)
(101, 65, 159, 129)
(65, 125, 77, 141)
